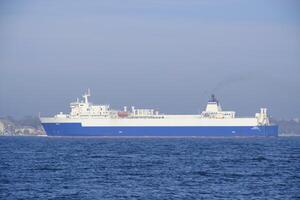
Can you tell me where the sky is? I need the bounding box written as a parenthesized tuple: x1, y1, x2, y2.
(0, 0, 299, 119)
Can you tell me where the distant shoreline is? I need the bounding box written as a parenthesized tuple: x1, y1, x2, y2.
(1, 116, 300, 136)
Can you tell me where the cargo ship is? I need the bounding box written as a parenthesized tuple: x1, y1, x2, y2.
(40, 90, 278, 137)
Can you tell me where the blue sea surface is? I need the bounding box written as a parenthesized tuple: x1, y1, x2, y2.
(0, 137, 299, 200)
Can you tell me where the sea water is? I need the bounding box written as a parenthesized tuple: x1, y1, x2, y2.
(0, 136, 299, 199)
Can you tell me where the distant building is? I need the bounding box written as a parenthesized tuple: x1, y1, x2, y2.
(0, 121, 5, 135)
(15, 126, 37, 135)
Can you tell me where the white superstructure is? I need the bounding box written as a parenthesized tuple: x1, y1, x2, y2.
(41, 90, 271, 127)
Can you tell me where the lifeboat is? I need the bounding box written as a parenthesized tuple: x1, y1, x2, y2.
(118, 111, 128, 118)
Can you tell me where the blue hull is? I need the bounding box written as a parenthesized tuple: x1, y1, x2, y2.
(41, 123, 278, 137)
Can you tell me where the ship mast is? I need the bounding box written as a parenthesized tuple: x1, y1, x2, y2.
(82, 89, 91, 104)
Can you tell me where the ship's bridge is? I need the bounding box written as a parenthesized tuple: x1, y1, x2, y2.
(201, 94, 235, 119)
(62, 89, 111, 117)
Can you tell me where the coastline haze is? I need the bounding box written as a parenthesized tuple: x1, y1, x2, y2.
(0, 0, 300, 119)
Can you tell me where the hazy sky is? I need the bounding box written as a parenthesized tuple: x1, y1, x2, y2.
(0, 0, 300, 119)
